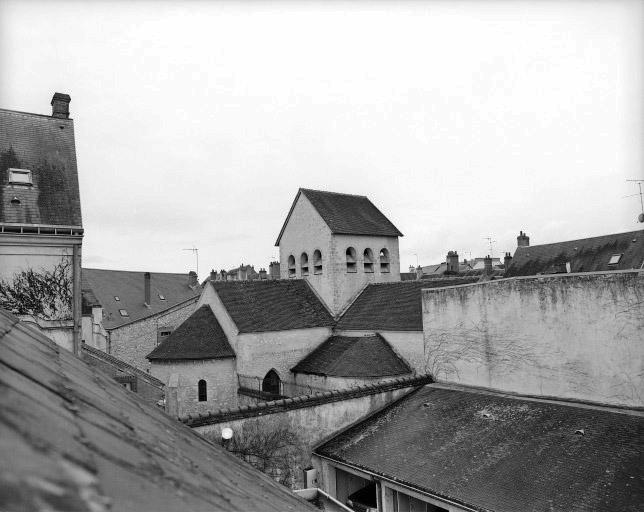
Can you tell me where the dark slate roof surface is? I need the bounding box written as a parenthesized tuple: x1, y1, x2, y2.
(0, 108, 82, 226)
(212, 280, 334, 333)
(336, 278, 480, 331)
(291, 334, 412, 377)
(316, 385, 644, 512)
(276, 188, 402, 245)
(0, 309, 316, 512)
(147, 305, 235, 361)
(82, 268, 201, 330)
(506, 230, 644, 277)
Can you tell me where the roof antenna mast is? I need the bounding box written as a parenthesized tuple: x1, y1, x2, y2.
(483, 237, 497, 258)
(625, 179, 644, 223)
(183, 246, 199, 276)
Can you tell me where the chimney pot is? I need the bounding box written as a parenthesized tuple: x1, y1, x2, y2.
(51, 92, 71, 119)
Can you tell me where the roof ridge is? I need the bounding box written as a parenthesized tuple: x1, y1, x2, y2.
(300, 188, 368, 199)
(516, 229, 644, 250)
(83, 268, 192, 276)
(0, 107, 74, 121)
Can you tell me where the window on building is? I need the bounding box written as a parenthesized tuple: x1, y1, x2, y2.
(301, 252, 309, 276)
(8, 168, 32, 185)
(313, 249, 323, 274)
(608, 254, 622, 265)
(288, 255, 296, 278)
(198, 379, 207, 402)
(262, 369, 281, 397)
(118, 309, 129, 317)
(363, 248, 374, 273)
(379, 248, 390, 273)
(390, 488, 448, 512)
(346, 247, 357, 273)
(114, 296, 120, 301)
(157, 327, 173, 344)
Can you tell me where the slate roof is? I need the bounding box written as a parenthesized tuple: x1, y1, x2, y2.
(291, 334, 412, 378)
(82, 268, 201, 330)
(147, 305, 235, 361)
(275, 188, 403, 245)
(316, 384, 644, 512)
(0, 309, 316, 512)
(0, 107, 82, 227)
(506, 229, 644, 277)
(212, 280, 335, 333)
(336, 278, 480, 331)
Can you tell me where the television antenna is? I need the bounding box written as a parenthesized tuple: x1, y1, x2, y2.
(624, 179, 644, 222)
(183, 246, 199, 276)
(483, 237, 497, 258)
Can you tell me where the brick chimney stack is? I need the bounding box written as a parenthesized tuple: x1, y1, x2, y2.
(51, 92, 71, 119)
(517, 231, 530, 247)
(220, 269, 227, 281)
(188, 271, 198, 288)
(269, 261, 280, 280)
(504, 252, 513, 271)
(415, 265, 423, 280)
(259, 268, 268, 280)
(209, 269, 217, 282)
(446, 251, 459, 273)
(144, 272, 151, 306)
(483, 255, 493, 274)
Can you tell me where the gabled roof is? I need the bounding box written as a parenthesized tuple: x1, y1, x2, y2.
(275, 188, 403, 246)
(0, 107, 82, 227)
(212, 280, 334, 333)
(147, 305, 235, 361)
(292, 334, 412, 378)
(316, 384, 644, 512)
(506, 229, 644, 277)
(0, 309, 316, 512)
(82, 268, 201, 330)
(336, 278, 480, 332)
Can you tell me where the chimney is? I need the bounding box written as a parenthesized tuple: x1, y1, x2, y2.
(517, 231, 530, 247)
(209, 268, 217, 282)
(188, 271, 198, 288)
(483, 255, 493, 274)
(259, 268, 267, 280)
(220, 269, 227, 281)
(446, 251, 459, 273)
(415, 265, 423, 280)
(51, 92, 71, 119)
(504, 252, 513, 271)
(269, 261, 280, 280)
(144, 272, 151, 306)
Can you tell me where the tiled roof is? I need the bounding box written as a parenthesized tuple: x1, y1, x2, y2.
(147, 305, 235, 361)
(275, 188, 403, 245)
(82, 268, 201, 330)
(336, 278, 480, 331)
(0, 309, 316, 512)
(212, 280, 335, 333)
(0, 108, 82, 227)
(316, 385, 644, 512)
(506, 229, 644, 277)
(291, 334, 412, 377)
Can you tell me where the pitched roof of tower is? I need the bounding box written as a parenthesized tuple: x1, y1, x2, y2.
(147, 305, 235, 361)
(506, 229, 644, 277)
(336, 278, 480, 331)
(0, 106, 82, 227)
(275, 188, 403, 245)
(0, 308, 316, 512)
(211, 280, 335, 333)
(316, 384, 644, 512)
(291, 334, 412, 377)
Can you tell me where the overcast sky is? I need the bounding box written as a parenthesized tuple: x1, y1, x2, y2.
(1, 0, 642, 278)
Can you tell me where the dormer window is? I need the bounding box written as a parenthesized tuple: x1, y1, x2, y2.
(363, 248, 374, 273)
(346, 247, 357, 273)
(300, 252, 309, 277)
(608, 254, 622, 265)
(8, 168, 32, 185)
(313, 249, 323, 274)
(118, 309, 129, 317)
(288, 255, 296, 278)
(379, 248, 390, 273)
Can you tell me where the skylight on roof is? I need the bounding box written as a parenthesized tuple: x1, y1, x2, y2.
(119, 309, 129, 317)
(158, 293, 166, 300)
(114, 296, 120, 301)
(8, 168, 32, 185)
(608, 254, 622, 265)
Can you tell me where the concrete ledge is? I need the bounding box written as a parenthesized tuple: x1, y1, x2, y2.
(180, 374, 434, 427)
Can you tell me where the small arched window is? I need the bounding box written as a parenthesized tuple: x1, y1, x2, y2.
(379, 248, 390, 273)
(287, 255, 296, 278)
(363, 248, 374, 273)
(300, 252, 309, 276)
(262, 369, 281, 397)
(198, 379, 207, 402)
(346, 247, 357, 273)
(313, 249, 322, 275)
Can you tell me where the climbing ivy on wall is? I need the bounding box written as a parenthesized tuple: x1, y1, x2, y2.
(0, 259, 73, 320)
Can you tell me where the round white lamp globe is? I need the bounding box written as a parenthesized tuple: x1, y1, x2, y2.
(221, 427, 233, 440)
